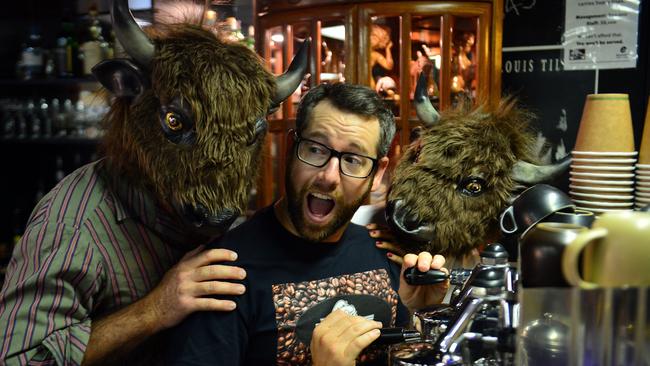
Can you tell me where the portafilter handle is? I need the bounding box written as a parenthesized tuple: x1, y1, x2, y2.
(403, 267, 471, 286)
(370, 327, 422, 346)
(404, 267, 448, 286)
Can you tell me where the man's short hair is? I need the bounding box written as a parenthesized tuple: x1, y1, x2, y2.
(295, 83, 396, 158)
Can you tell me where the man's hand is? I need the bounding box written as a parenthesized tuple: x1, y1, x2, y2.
(144, 245, 246, 330)
(310, 310, 382, 366)
(398, 252, 449, 312)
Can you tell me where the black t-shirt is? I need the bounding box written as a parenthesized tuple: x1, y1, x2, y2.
(165, 205, 409, 365)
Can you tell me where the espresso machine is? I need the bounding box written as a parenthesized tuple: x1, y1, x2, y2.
(374, 243, 519, 366)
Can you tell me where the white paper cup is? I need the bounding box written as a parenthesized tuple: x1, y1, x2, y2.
(573, 199, 634, 208)
(576, 206, 633, 213)
(569, 170, 634, 179)
(569, 191, 634, 200)
(573, 151, 638, 157)
(573, 157, 637, 165)
(570, 184, 634, 193)
(570, 178, 635, 186)
(571, 165, 635, 172)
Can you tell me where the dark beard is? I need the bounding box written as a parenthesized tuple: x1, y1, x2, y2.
(286, 159, 372, 242)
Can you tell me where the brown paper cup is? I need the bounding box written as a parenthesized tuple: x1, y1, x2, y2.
(574, 94, 635, 152)
(639, 96, 650, 164)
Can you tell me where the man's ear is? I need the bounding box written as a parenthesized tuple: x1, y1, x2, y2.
(92, 59, 150, 98)
(371, 156, 390, 192)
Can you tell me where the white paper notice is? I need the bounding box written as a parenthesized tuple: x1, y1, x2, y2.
(564, 0, 639, 70)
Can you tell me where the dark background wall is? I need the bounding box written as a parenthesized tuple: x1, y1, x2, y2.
(501, 0, 649, 192)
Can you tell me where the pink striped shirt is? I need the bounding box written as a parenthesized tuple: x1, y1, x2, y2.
(0, 160, 194, 365)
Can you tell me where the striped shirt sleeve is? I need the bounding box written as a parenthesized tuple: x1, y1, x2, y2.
(0, 218, 104, 366)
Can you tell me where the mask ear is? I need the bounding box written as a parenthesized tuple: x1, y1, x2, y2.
(92, 59, 149, 98)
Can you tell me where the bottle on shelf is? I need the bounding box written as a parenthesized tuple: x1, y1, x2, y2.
(245, 25, 255, 50)
(15, 105, 27, 139)
(17, 25, 45, 80)
(79, 6, 108, 76)
(225, 17, 245, 43)
(50, 98, 67, 137)
(60, 21, 81, 77)
(24, 100, 41, 138)
(38, 99, 52, 138)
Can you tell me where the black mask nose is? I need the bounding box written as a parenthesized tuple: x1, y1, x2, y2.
(187, 205, 239, 231)
(385, 199, 435, 244)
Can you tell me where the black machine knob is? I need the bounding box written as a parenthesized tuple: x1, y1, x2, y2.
(480, 243, 509, 259)
(403, 267, 448, 286)
(480, 243, 509, 266)
(471, 267, 505, 289)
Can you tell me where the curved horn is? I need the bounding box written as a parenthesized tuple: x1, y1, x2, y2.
(270, 38, 310, 109)
(112, 0, 154, 67)
(414, 72, 440, 127)
(511, 154, 571, 185)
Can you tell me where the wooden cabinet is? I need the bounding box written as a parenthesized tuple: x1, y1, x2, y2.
(254, 0, 503, 207)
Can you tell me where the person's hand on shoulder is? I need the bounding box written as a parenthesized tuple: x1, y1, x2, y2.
(398, 252, 449, 312)
(143, 245, 247, 330)
(310, 310, 382, 366)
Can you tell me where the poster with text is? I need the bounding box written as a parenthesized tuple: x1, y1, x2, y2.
(564, 0, 639, 70)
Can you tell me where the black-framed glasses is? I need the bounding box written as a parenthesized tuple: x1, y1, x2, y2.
(293, 132, 378, 178)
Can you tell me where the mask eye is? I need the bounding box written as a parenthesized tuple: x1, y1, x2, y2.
(165, 112, 183, 131)
(458, 177, 487, 197)
(466, 181, 482, 194)
(159, 98, 195, 145)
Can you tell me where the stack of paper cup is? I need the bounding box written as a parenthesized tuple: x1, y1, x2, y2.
(635, 96, 650, 210)
(570, 94, 636, 214)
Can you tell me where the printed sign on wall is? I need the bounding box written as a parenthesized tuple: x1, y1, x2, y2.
(564, 0, 640, 70)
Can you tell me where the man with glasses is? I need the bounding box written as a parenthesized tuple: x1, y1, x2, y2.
(166, 83, 448, 365)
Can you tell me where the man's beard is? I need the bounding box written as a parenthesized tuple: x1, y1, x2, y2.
(286, 163, 372, 242)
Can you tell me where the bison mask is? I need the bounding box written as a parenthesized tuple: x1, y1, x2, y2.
(386, 74, 570, 257)
(92, 0, 309, 240)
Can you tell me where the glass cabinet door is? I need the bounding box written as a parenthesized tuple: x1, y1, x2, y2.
(369, 15, 402, 118)
(254, 1, 499, 207)
(256, 9, 352, 207)
(360, 3, 492, 147)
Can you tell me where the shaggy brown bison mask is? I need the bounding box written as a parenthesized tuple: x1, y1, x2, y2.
(93, 0, 308, 239)
(386, 74, 569, 257)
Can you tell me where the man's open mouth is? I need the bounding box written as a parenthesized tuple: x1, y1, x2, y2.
(307, 192, 335, 218)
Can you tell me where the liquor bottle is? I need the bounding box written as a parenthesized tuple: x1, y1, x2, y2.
(59, 21, 80, 77)
(79, 7, 106, 75)
(38, 99, 52, 138)
(17, 26, 44, 80)
(25, 100, 41, 138)
(245, 25, 255, 50)
(225, 17, 245, 43)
